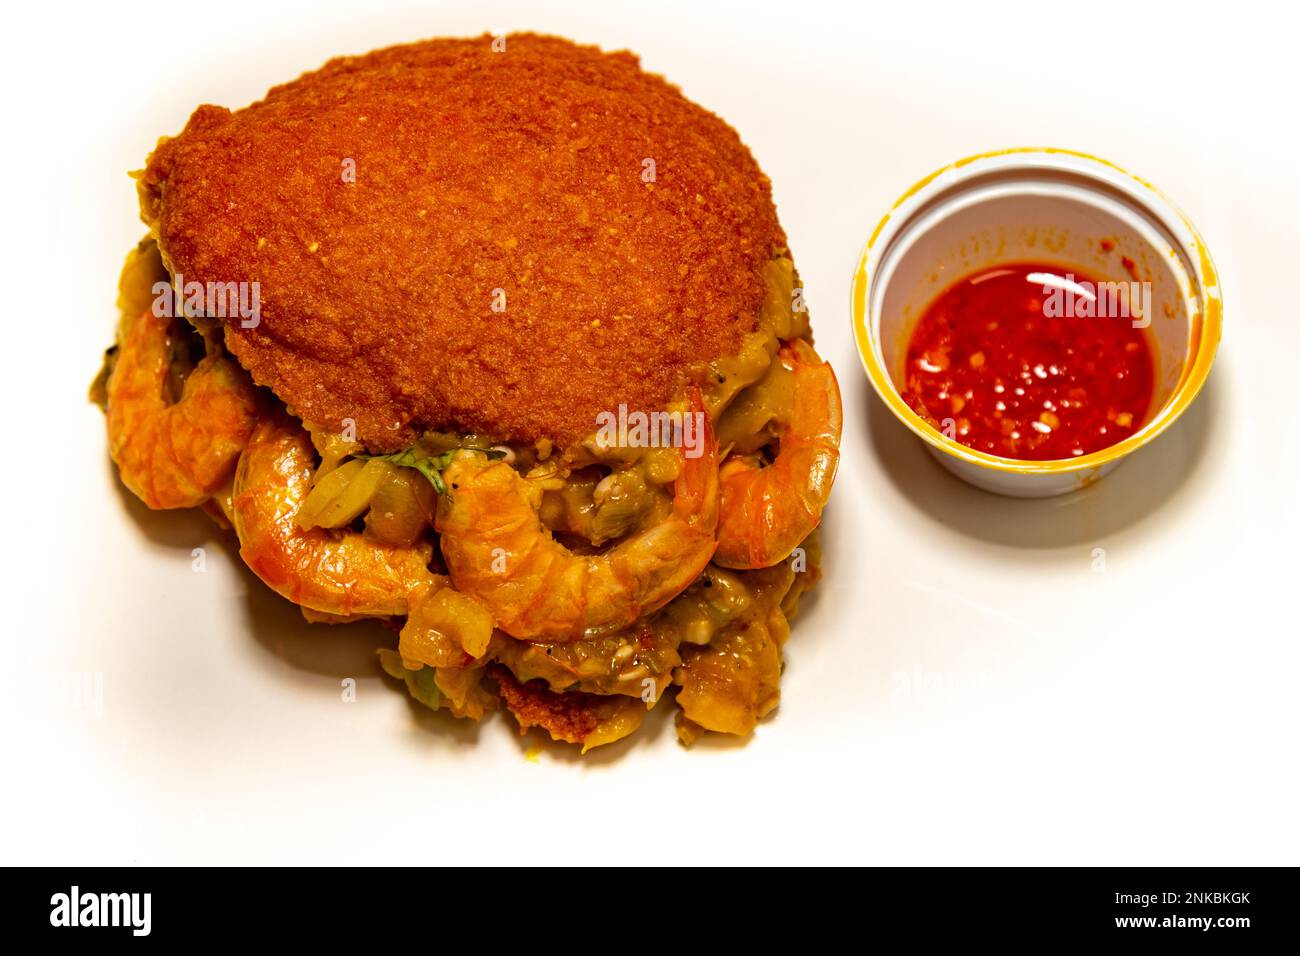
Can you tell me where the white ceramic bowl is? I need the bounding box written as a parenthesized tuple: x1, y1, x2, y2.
(851, 148, 1222, 497)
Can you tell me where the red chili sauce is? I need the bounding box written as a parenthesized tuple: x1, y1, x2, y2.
(900, 262, 1155, 461)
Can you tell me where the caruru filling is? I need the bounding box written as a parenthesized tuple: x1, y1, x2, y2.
(97, 240, 827, 750)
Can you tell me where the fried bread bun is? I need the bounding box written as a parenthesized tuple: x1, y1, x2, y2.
(137, 33, 786, 452)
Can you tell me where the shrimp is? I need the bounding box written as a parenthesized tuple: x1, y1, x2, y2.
(231, 415, 440, 617)
(713, 338, 842, 570)
(436, 389, 719, 641)
(106, 307, 261, 509)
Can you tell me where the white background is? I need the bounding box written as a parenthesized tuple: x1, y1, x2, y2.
(2, 0, 1296, 865)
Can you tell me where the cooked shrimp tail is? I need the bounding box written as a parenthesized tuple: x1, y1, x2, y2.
(106, 307, 261, 509)
(232, 415, 439, 616)
(436, 387, 719, 640)
(714, 338, 842, 569)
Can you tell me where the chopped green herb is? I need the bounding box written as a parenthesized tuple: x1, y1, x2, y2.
(362, 444, 505, 495)
(405, 665, 443, 711)
(376, 648, 442, 711)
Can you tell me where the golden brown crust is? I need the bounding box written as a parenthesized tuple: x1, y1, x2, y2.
(492, 665, 642, 749)
(138, 32, 786, 452)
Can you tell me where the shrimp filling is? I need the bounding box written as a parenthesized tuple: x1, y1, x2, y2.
(96, 243, 841, 750)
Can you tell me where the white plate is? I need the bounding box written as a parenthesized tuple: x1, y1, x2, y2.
(4, 0, 1298, 865)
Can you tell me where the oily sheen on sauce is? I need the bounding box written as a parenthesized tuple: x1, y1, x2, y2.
(900, 262, 1155, 461)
